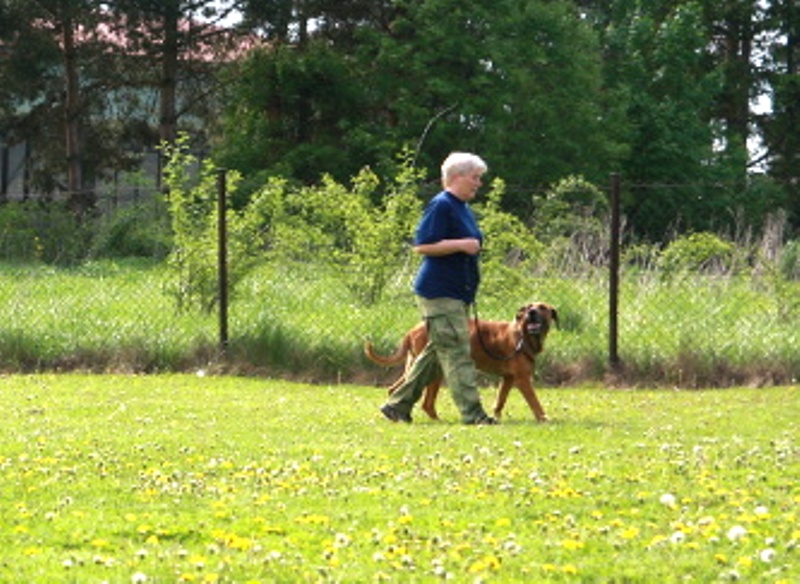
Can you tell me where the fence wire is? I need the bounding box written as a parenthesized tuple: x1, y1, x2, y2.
(1, 177, 799, 388)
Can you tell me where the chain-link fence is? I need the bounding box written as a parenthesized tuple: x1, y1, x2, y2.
(1, 174, 799, 387)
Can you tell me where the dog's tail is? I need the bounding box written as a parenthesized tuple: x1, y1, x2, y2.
(363, 336, 412, 367)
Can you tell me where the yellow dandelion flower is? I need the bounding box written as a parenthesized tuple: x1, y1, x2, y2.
(382, 533, 398, 545)
(541, 563, 557, 572)
(561, 538, 585, 550)
(621, 527, 640, 540)
(468, 559, 488, 574)
(496, 517, 512, 527)
(562, 564, 578, 575)
(228, 535, 253, 551)
(737, 556, 753, 568)
(647, 534, 667, 548)
(714, 553, 728, 564)
(146, 535, 159, 545)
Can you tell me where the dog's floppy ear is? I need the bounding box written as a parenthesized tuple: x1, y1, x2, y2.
(516, 305, 529, 321)
(551, 306, 559, 327)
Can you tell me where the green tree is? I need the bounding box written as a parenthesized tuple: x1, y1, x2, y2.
(222, 0, 619, 206)
(0, 0, 109, 213)
(760, 0, 800, 229)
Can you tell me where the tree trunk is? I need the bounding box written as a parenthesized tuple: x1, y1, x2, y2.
(62, 16, 91, 214)
(159, 5, 180, 145)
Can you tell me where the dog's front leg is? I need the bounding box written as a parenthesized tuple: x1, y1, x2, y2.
(492, 376, 514, 419)
(517, 377, 548, 422)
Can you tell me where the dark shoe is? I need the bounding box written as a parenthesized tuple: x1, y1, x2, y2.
(380, 404, 412, 423)
(470, 413, 499, 425)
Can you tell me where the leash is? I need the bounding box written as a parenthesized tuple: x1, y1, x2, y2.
(471, 303, 525, 361)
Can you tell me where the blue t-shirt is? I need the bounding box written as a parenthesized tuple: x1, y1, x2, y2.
(413, 191, 482, 304)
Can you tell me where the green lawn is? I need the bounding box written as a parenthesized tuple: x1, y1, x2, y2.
(0, 374, 797, 582)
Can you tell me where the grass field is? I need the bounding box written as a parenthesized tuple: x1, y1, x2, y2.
(2, 260, 800, 388)
(0, 374, 797, 582)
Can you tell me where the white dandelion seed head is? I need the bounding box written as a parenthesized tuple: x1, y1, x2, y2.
(727, 525, 747, 541)
(670, 530, 686, 545)
(759, 548, 776, 563)
(754, 505, 769, 516)
(659, 493, 677, 507)
(131, 572, 148, 584)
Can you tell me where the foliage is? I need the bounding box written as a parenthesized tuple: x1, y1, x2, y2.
(532, 176, 609, 272)
(0, 374, 797, 581)
(161, 134, 268, 312)
(659, 232, 737, 276)
(220, 0, 618, 199)
(780, 239, 800, 280)
(0, 201, 90, 264)
(321, 156, 424, 305)
(3, 254, 800, 386)
(473, 178, 545, 297)
(90, 201, 171, 260)
(245, 148, 424, 305)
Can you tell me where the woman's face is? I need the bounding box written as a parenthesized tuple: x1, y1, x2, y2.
(448, 170, 484, 201)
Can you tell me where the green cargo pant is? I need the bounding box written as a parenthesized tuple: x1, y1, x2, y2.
(385, 297, 487, 423)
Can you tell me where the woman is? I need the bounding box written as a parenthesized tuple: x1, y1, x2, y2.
(380, 152, 497, 425)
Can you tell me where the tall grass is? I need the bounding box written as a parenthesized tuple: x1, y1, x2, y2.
(0, 375, 797, 582)
(1, 259, 799, 386)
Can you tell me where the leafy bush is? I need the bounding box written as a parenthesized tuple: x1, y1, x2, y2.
(161, 135, 268, 312)
(474, 178, 544, 296)
(532, 176, 609, 272)
(0, 201, 90, 264)
(659, 231, 736, 276)
(233, 149, 424, 305)
(780, 239, 800, 280)
(90, 201, 171, 259)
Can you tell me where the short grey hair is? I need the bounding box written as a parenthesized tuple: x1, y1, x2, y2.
(441, 152, 487, 185)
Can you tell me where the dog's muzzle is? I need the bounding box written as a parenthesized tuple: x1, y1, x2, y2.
(525, 309, 545, 336)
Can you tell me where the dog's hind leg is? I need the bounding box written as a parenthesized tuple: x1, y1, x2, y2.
(421, 380, 442, 420)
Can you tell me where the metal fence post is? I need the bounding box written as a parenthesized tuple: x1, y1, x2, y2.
(609, 172, 621, 370)
(217, 168, 229, 351)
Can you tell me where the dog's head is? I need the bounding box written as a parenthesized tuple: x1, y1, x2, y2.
(516, 302, 558, 352)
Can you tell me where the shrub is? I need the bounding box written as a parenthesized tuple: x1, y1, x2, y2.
(779, 239, 800, 280)
(532, 176, 609, 272)
(0, 201, 90, 264)
(474, 178, 544, 295)
(161, 135, 266, 312)
(659, 232, 736, 276)
(90, 201, 171, 260)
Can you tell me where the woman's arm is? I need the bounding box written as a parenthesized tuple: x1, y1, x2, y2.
(414, 238, 481, 257)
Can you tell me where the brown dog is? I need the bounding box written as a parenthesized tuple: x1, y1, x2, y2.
(365, 302, 557, 421)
